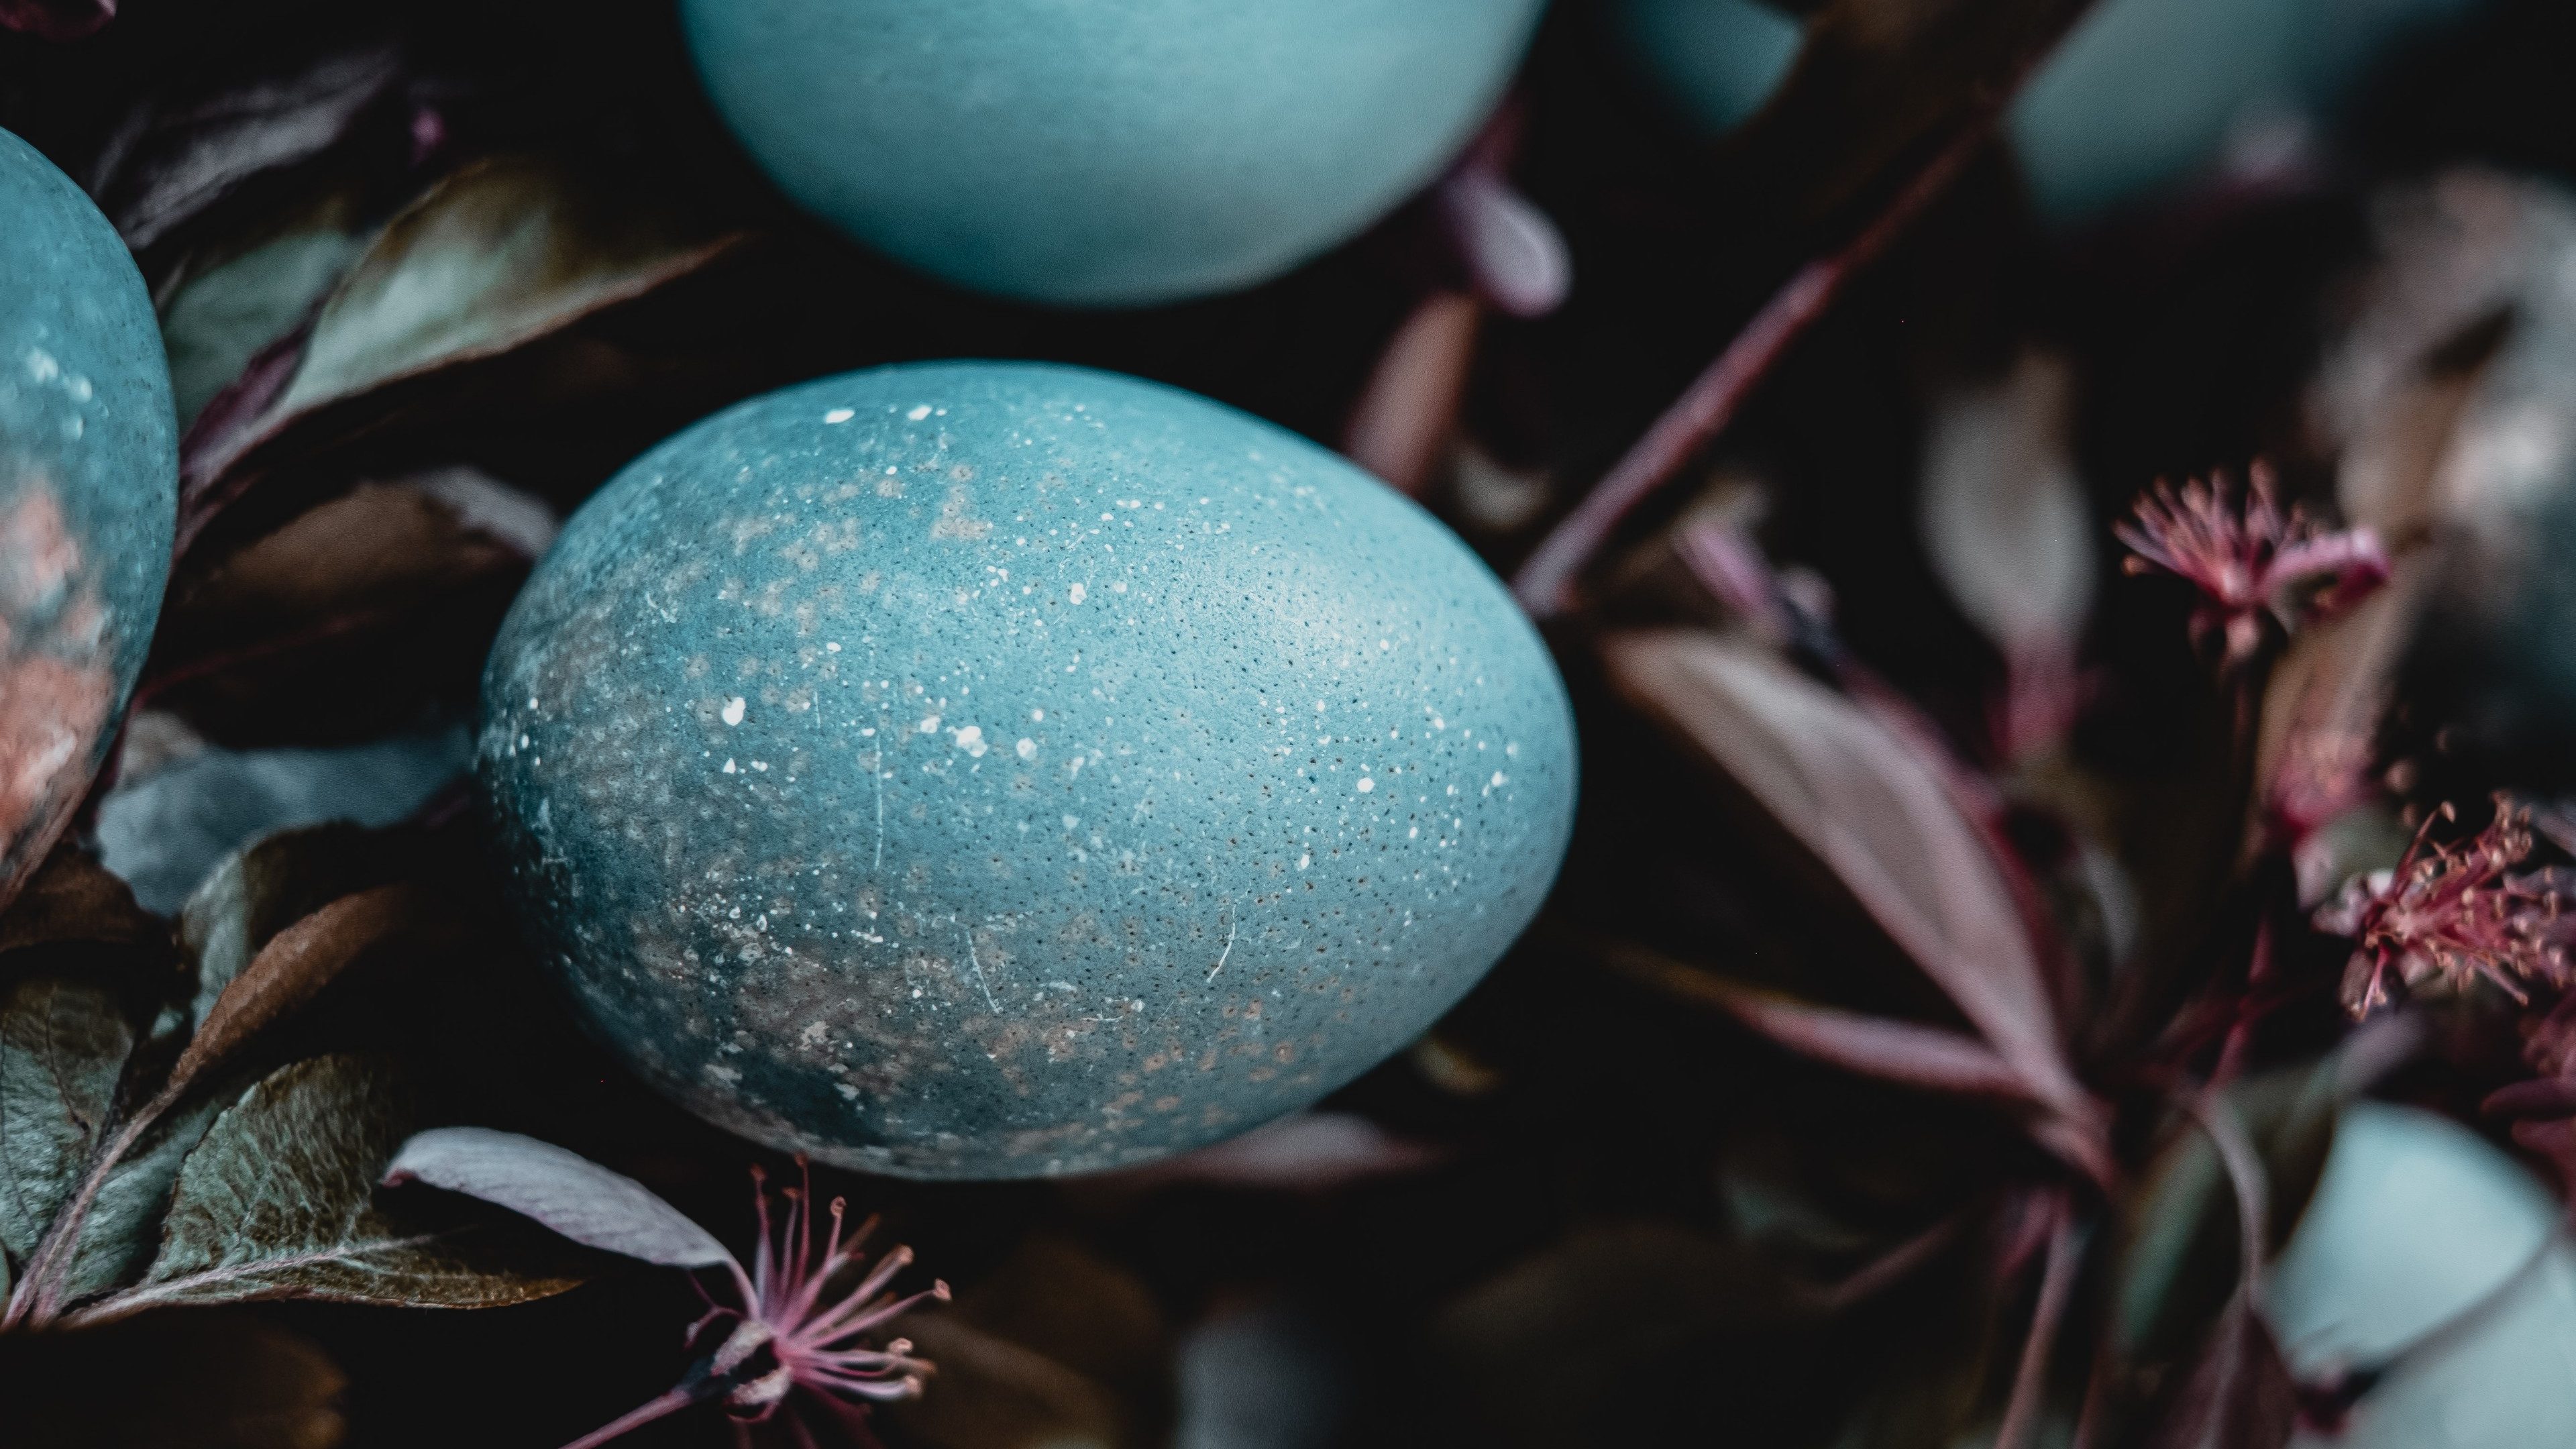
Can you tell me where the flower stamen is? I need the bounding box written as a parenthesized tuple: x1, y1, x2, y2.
(2115, 464, 2388, 666)
(2316, 797, 2574, 1016)
(560, 1160, 946, 1448)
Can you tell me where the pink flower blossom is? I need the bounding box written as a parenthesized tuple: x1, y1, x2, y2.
(2316, 798, 2575, 1017)
(2114, 466, 2388, 665)
(564, 1163, 947, 1449)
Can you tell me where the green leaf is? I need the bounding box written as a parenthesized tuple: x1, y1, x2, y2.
(276, 154, 740, 415)
(2115, 1055, 2358, 1365)
(162, 213, 366, 429)
(0, 977, 134, 1271)
(56, 1088, 233, 1302)
(88, 1054, 587, 1318)
(180, 154, 749, 544)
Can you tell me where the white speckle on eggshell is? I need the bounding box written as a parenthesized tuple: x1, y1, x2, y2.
(477, 361, 1576, 1180)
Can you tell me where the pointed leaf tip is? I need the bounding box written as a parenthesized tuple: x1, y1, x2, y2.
(383, 1126, 734, 1270)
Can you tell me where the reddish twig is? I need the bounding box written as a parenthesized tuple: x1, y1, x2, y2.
(1511, 126, 1990, 618)
(1801, 1204, 1972, 1313)
(1995, 1198, 2085, 1449)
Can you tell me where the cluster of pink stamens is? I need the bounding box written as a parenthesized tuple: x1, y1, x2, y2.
(2318, 799, 2574, 1017)
(564, 1163, 947, 1449)
(712, 1165, 945, 1416)
(2114, 466, 2388, 665)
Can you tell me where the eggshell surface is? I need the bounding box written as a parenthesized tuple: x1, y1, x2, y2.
(478, 362, 1577, 1178)
(2266, 1102, 2576, 1448)
(0, 127, 177, 910)
(1610, 0, 2487, 221)
(678, 0, 1548, 306)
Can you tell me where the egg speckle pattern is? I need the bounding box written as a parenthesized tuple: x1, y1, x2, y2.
(0, 127, 176, 909)
(678, 0, 1547, 307)
(478, 362, 1576, 1178)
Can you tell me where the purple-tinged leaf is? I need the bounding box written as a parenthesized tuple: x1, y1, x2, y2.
(0, 0, 111, 41)
(382, 1126, 733, 1270)
(2145, 1291, 2300, 1449)
(161, 201, 368, 429)
(1107, 1112, 1445, 1192)
(1994, 1201, 2084, 1449)
(1919, 350, 2091, 660)
(1919, 349, 2092, 759)
(2129, 1089, 2295, 1448)
(176, 155, 749, 553)
(86, 44, 405, 251)
(1437, 168, 1568, 319)
(2483, 1076, 2576, 1120)
(1342, 292, 1479, 496)
(1599, 941, 2034, 1101)
(1601, 631, 2094, 1127)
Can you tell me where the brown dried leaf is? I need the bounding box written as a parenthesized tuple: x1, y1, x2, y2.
(86, 43, 405, 252)
(158, 881, 441, 1113)
(145, 470, 549, 745)
(0, 844, 164, 961)
(177, 821, 413, 1028)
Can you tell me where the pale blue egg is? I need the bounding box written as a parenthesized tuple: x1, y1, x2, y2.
(680, 0, 1548, 307)
(2268, 1102, 2576, 1448)
(1608, 0, 2487, 221)
(479, 362, 1577, 1178)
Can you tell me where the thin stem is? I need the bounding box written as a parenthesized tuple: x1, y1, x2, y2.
(1804, 1204, 1968, 1311)
(560, 1385, 716, 1449)
(60, 1231, 453, 1328)
(1511, 125, 1989, 619)
(1, 1109, 152, 1329)
(1994, 1205, 2086, 1449)
(2180, 1087, 2270, 1300)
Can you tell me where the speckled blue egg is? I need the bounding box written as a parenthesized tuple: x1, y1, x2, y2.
(478, 362, 1577, 1179)
(0, 128, 176, 909)
(678, 0, 1547, 307)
